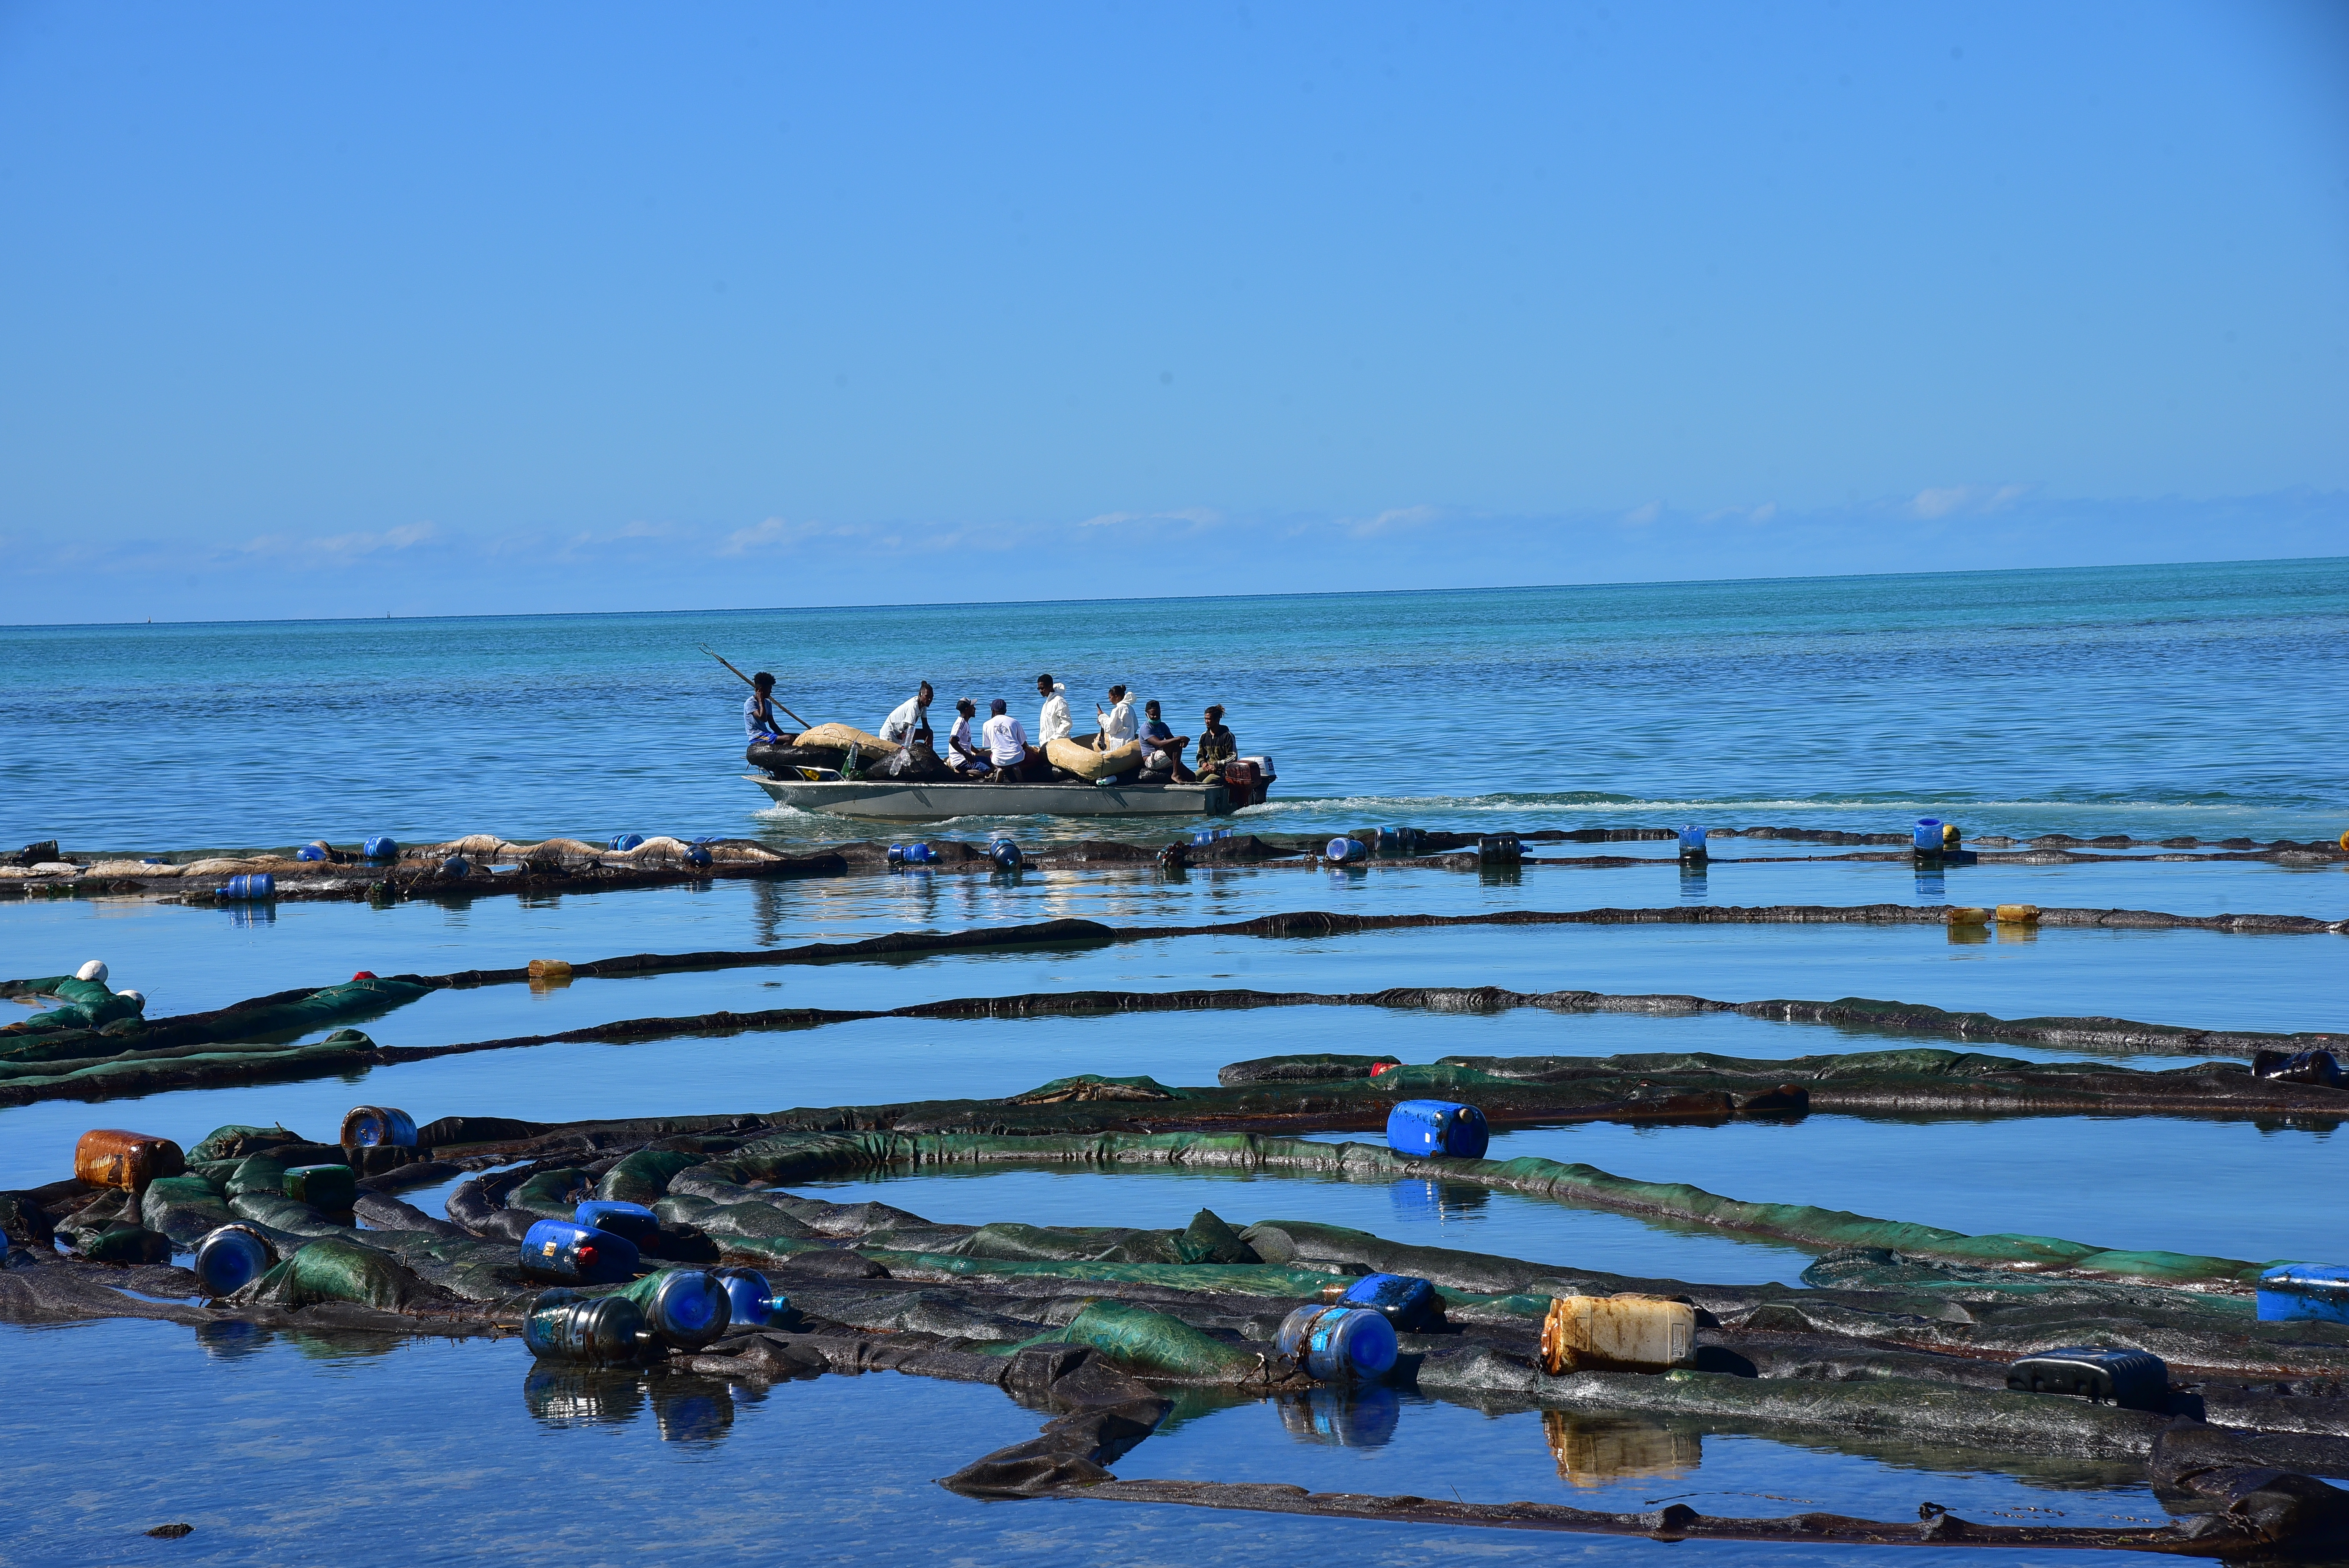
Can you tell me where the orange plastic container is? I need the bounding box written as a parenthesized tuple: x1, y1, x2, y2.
(75, 1129, 186, 1191)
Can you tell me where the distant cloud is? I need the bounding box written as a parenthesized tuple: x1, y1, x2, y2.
(1621, 501, 1661, 526)
(1909, 483, 2035, 519)
(720, 517, 819, 554)
(236, 521, 439, 561)
(1076, 507, 1222, 530)
(1345, 505, 1441, 538)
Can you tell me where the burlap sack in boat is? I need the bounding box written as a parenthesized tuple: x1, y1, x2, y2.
(794, 723, 897, 755)
(1046, 738, 1142, 782)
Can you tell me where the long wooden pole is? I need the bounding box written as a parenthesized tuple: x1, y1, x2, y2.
(698, 645, 810, 731)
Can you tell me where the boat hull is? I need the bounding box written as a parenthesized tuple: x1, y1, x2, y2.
(745, 774, 1237, 821)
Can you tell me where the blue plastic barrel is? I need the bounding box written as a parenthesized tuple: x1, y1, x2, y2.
(524, 1286, 650, 1362)
(339, 1105, 417, 1148)
(1192, 828, 1232, 846)
(1913, 818, 1944, 852)
(1326, 837, 1368, 863)
(1385, 1099, 1490, 1160)
(1339, 1272, 1445, 1331)
(989, 838, 1022, 870)
(1276, 1303, 1398, 1381)
(574, 1199, 662, 1250)
(1476, 835, 1522, 864)
(630, 1268, 733, 1350)
(888, 843, 938, 866)
(2257, 1263, 2349, 1324)
(362, 835, 398, 860)
(296, 843, 328, 862)
(219, 873, 276, 900)
(440, 857, 469, 878)
(610, 834, 645, 852)
(714, 1267, 786, 1327)
(685, 844, 714, 868)
(192, 1225, 275, 1296)
(520, 1218, 640, 1284)
(1678, 825, 1707, 853)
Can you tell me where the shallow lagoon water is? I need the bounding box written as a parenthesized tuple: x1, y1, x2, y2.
(0, 1318, 2180, 1568)
(7, 563, 2347, 1566)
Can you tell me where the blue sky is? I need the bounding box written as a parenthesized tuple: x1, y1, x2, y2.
(4, 0, 2344, 619)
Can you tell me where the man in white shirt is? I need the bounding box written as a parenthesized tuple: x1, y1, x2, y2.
(980, 698, 1034, 781)
(1095, 684, 1139, 753)
(1035, 674, 1072, 746)
(943, 698, 988, 776)
(879, 683, 933, 748)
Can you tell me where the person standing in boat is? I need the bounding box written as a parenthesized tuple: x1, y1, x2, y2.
(744, 672, 786, 740)
(943, 698, 989, 777)
(1137, 699, 1195, 782)
(1195, 704, 1237, 778)
(981, 698, 1036, 782)
(1035, 674, 1073, 747)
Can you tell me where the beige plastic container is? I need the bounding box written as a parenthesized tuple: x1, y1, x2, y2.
(1946, 907, 1990, 925)
(1995, 903, 2041, 924)
(528, 959, 573, 980)
(1539, 1293, 1697, 1375)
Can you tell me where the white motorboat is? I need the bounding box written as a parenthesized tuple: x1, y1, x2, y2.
(745, 774, 1241, 820)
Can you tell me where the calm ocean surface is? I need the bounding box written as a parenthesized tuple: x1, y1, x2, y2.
(5, 559, 2345, 1565)
(4, 556, 2345, 851)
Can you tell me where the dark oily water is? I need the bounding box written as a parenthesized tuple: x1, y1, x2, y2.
(5, 557, 2344, 848)
(0, 1320, 2168, 1568)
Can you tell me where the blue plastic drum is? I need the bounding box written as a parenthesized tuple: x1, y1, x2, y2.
(1325, 837, 1368, 863)
(339, 1105, 417, 1148)
(631, 1268, 732, 1350)
(192, 1225, 275, 1296)
(1385, 1099, 1490, 1160)
(1914, 818, 1944, 852)
(523, 1287, 649, 1363)
(362, 836, 399, 860)
(520, 1218, 640, 1284)
(296, 843, 328, 862)
(1276, 1303, 1398, 1381)
(1339, 1272, 1444, 1331)
(988, 838, 1022, 870)
(1678, 825, 1707, 853)
(440, 857, 469, 878)
(574, 1199, 662, 1250)
(609, 834, 646, 852)
(219, 873, 276, 900)
(713, 1267, 786, 1327)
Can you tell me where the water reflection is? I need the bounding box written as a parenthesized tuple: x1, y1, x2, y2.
(522, 1365, 741, 1447)
(194, 1320, 272, 1360)
(1913, 870, 1946, 900)
(1389, 1179, 1489, 1224)
(1543, 1409, 1702, 1488)
(1678, 867, 1709, 903)
(1275, 1385, 1401, 1448)
(224, 902, 277, 929)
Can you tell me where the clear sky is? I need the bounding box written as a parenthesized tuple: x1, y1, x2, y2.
(4, 0, 2345, 619)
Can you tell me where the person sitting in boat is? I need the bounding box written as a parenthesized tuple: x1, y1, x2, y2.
(744, 672, 786, 740)
(1095, 685, 1140, 753)
(1035, 674, 1073, 746)
(1136, 700, 1195, 782)
(981, 698, 1036, 782)
(880, 683, 934, 749)
(943, 698, 989, 777)
(1195, 704, 1237, 777)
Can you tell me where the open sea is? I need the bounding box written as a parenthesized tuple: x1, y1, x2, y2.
(4, 557, 2345, 1567)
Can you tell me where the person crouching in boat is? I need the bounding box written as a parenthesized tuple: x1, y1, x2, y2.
(943, 698, 990, 777)
(1195, 704, 1237, 777)
(745, 672, 786, 740)
(1095, 684, 1140, 754)
(982, 699, 1037, 782)
(878, 682, 941, 777)
(1137, 699, 1195, 782)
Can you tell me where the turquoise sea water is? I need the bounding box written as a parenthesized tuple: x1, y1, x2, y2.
(5, 559, 2346, 1564)
(5, 556, 2345, 849)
